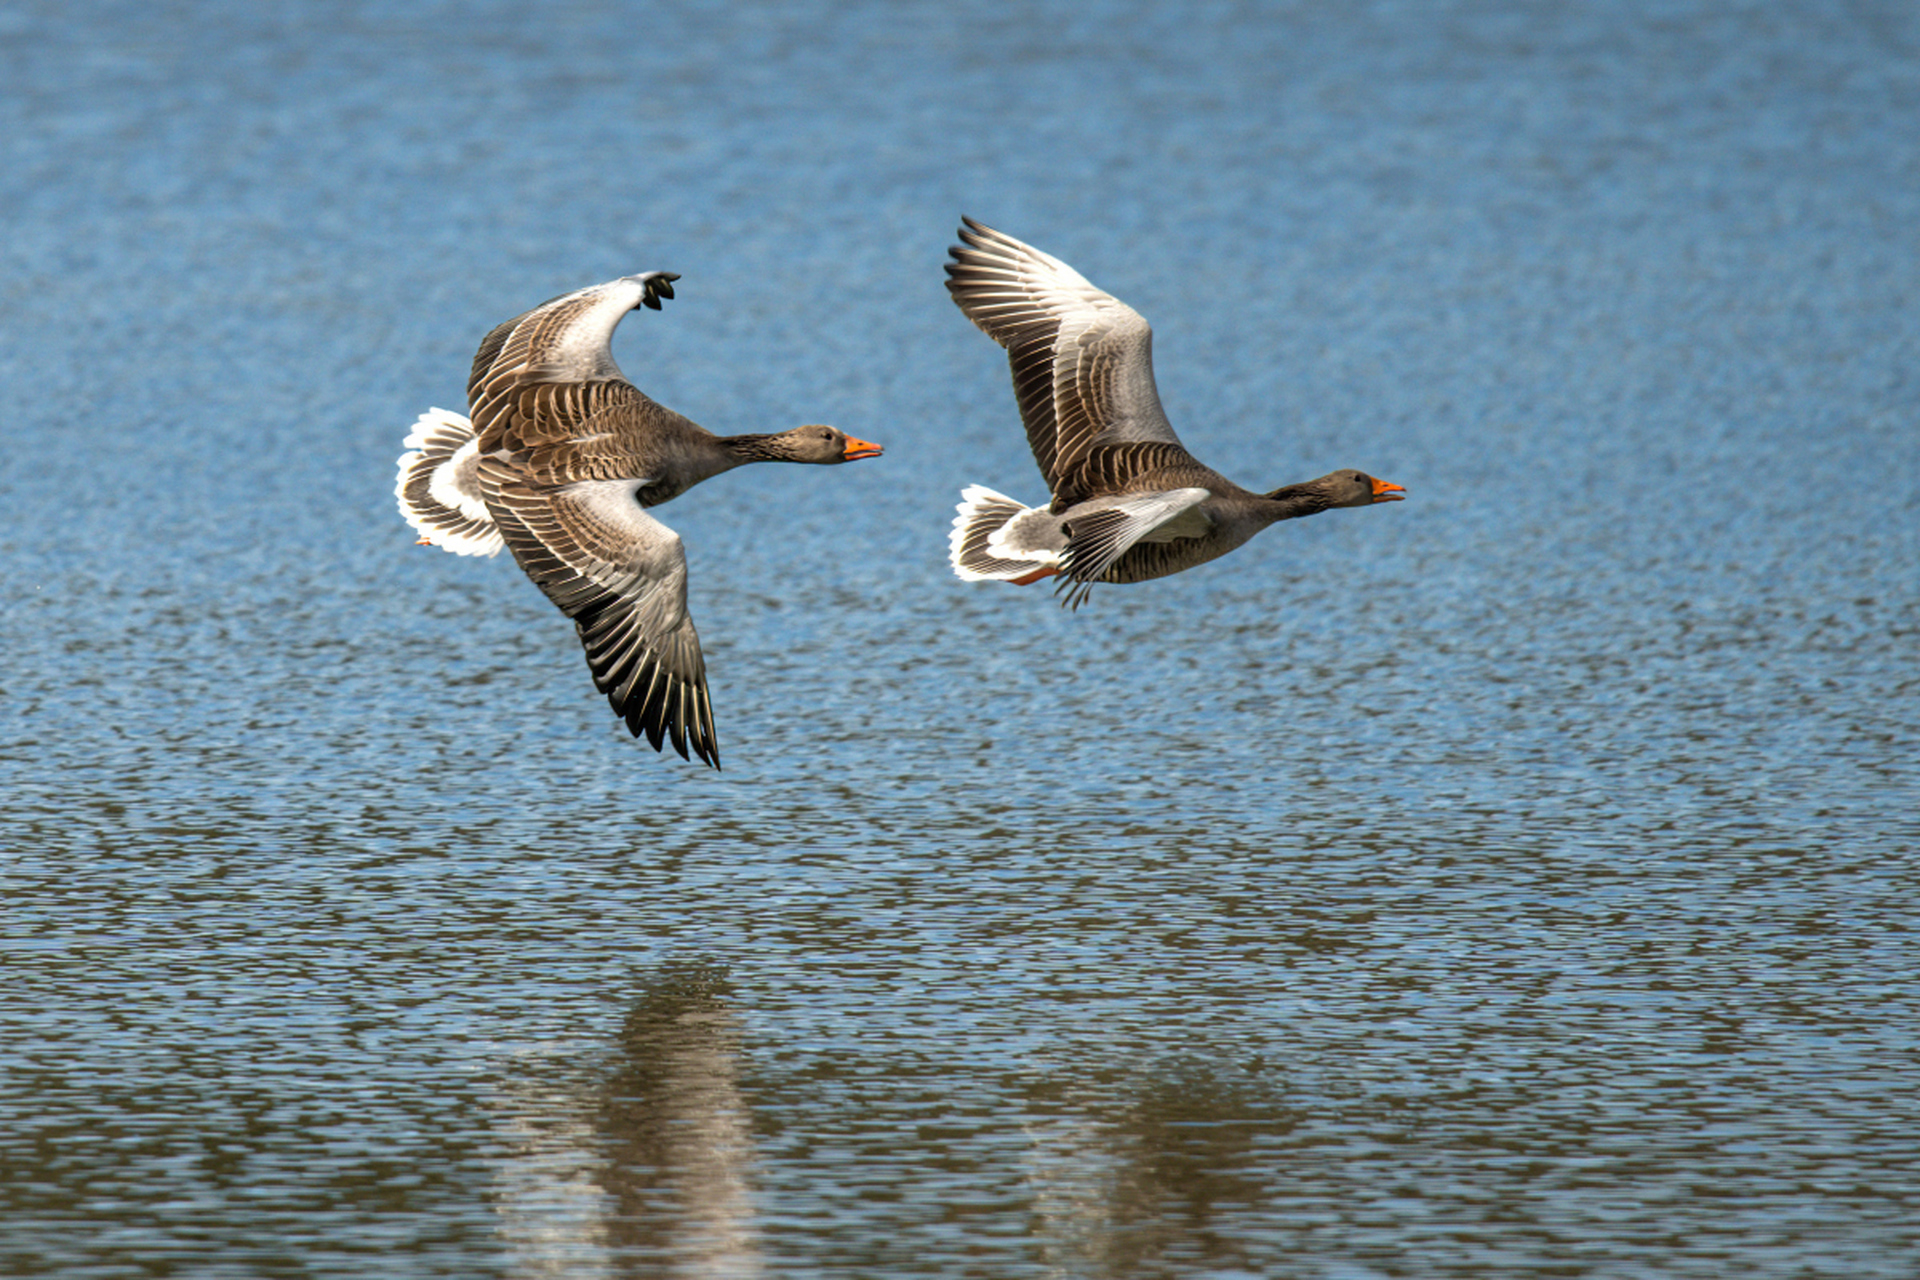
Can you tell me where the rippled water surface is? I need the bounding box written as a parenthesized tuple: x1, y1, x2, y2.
(4, 1, 1918, 1276)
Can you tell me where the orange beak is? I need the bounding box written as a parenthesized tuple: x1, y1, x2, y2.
(842, 435, 884, 461)
(1371, 477, 1406, 502)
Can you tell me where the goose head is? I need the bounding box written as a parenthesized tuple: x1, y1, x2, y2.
(1319, 469, 1406, 507)
(765, 424, 885, 464)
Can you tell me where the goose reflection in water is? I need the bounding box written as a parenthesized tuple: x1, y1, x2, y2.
(488, 965, 762, 1280)
(1024, 1058, 1290, 1274)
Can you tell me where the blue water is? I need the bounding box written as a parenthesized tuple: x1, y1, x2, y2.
(4, 1, 1918, 1276)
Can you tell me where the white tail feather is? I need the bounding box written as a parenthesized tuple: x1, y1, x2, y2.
(395, 407, 505, 557)
(948, 484, 1061, 582)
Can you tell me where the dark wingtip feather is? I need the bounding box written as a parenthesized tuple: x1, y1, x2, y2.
(612, 665, 721, 770)
(1055, 577, 1097, 611)
(636, 272, 679, 310)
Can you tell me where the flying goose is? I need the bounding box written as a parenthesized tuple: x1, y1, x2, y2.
(944, 218, 1404, 608)
(396, 272, 882, 768)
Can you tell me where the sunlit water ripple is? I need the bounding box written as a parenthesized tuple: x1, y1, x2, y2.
(3, 0, 1917, 1276)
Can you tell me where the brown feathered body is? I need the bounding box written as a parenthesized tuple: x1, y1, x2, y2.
(396, 274, 881, 767)
(943, 219, 1403, 608)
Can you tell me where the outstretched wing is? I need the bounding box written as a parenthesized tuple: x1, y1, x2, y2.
(944, 218, 1183, 490)
(478, 462, 720, 767)
(468, 272, 680, 455)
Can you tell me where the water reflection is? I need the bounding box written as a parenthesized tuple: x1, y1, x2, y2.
(489, 965, 762, 1280)
(602, 966, 762, 1278)
(1026, 1059, 1294, 1276)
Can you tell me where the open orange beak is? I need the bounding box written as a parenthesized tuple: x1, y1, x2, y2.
(1371, 477, 1406, 502)
(842, 435, 884, 461)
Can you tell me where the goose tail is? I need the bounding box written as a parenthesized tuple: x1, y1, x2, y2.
(395, 407, 505, 557)
(948, 485, 1064, 584)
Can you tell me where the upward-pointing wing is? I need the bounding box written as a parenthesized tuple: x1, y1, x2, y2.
(478, 461, 719, 767)
(468, 272, 680, 455)
(944, 218, 1184, 490)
